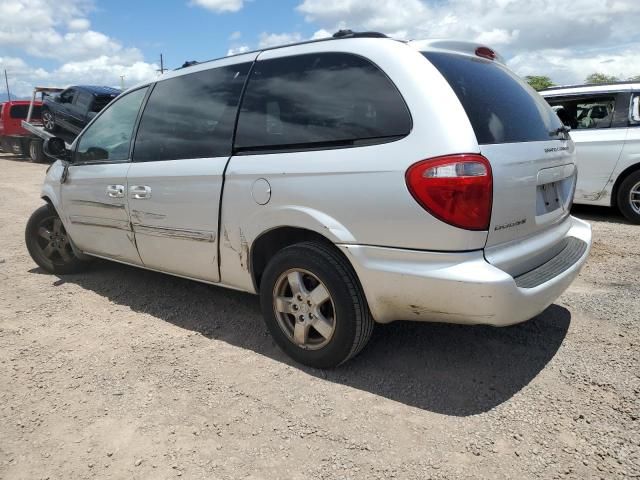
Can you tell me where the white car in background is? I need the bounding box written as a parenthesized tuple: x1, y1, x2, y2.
(542, 82, 640, 223)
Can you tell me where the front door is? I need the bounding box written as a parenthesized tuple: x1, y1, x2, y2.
(126, 60, 253, 282)
(60, 87, 149, 263)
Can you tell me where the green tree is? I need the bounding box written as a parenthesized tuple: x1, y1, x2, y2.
(628, 75, 640, 81)
(585, 73, 619, 84)
(525, 75, 555, 91)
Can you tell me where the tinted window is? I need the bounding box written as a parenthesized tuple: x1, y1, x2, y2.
(75, 92, 92, 111)
(133, 64, 250, 162)
(9, 105, 41, 119)
(59, 89, 76, 104)
(546, 95, 616, 130)
(92, 95, 115, 112)
(424, 52, 563, 144)
(235, 53, 411, 151)
(75, 87, 148, 163)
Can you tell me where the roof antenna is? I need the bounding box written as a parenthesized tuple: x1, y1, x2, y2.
(3, 69, 11, 102)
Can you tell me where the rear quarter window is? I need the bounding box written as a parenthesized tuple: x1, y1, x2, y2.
(424, 52, 563, 144)
(9, 105, 42, 119)
(235, 52, 412, 151)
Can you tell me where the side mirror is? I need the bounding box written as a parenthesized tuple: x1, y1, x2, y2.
(632, 96, 640, 123)
(43, 137, 70, 161)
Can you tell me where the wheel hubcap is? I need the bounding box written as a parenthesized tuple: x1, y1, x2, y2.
(43, 112, 54, 130)
(273, 269, 336, 350)
(630, 181, 640, 215)
(35, 216, 73, 264)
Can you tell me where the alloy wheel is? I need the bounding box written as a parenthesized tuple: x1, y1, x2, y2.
(42, 111, 54, 130)
(272, 268, 336, 350)
(629, 181, 640, 215)
(34, 215, 73, 264)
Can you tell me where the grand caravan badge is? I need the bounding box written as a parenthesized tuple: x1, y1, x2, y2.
(494, 219, 527, 231)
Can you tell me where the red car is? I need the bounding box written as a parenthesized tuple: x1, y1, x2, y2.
(0, 100, 45, 162)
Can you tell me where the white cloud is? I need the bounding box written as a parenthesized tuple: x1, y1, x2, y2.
(295, 0, 640, 84)
(0, 0, 159, 97)
(67, 18, 90, 31)
(258, 32, 304, 49)
(226, 45, 250, 56)
(229, 31, 242, 40)
(190, 0, 243, 13)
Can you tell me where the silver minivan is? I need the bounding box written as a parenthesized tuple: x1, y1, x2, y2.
(542, 82, 640, 223)
(25, 32, 592, 367)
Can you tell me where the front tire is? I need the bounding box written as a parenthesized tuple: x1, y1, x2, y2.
(617, 170, 640, 224)
(259, 242, 374, 368)
(42, 109, 56, 132)
(25, 205, 89, 274)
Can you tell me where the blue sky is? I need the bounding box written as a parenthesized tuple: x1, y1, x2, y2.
(1, 0, 639, 97)
(87, 0, 311, 69)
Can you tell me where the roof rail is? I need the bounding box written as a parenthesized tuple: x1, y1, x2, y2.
(174, 29, 391, 70)
(332, 29, 388, 39)
(540, 80, 640, 91)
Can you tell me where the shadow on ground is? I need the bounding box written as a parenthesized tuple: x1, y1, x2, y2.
(571, 204, 630, 225)
(33, 260, 570, 416)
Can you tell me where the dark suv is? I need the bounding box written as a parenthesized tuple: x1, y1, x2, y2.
(42, 85, 120, 136)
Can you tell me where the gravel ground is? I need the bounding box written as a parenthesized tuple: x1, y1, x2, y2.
(0, 154, 638, 479)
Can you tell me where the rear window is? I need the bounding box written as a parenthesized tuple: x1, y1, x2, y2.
(424, 52, 563, 144)
(235, 52, 411, 151)
(9, 105, 42, 119)
(92, 95, 116, 113)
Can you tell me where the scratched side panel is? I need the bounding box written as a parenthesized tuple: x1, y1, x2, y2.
(60, 162, 142, 264)
(126, 157, 224, 282)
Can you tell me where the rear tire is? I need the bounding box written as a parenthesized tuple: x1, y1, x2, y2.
(617, 170, 640, 224)
(259, 241, 374, 368)
(28, 139, 46, 163)
(25, 205, 90, 274)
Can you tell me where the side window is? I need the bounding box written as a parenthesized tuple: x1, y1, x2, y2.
(60, 89, 76, 104)
(133, 63, 251, 162)
(631, 93, 640, 125)
(75, 92, 92, 111)
(75, 87, 148, 163)
(235, 53, 411, 151)
(547, 95, 617, 130)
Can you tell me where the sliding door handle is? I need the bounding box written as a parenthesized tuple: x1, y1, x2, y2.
(106, 184, 125, 198)
(130, 185, 152, 200)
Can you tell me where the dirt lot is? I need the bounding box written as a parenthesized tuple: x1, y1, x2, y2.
(0, 154, 638, 479)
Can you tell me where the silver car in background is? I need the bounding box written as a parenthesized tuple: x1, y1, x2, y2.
(542, 82, 640, 223)
(25, 31, 592, 368)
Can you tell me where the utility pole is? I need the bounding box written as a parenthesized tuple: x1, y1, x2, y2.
(3, 70, 11, 102)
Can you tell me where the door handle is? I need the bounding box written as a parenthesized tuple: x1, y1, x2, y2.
(106, 184, 125, 198)
(130, 185, 152, 200)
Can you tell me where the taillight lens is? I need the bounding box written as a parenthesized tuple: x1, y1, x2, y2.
(406, 154, 493, 230)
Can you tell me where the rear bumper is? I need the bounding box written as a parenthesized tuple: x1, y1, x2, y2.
(339, 216, 591, 326)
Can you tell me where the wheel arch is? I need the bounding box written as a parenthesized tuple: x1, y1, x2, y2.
(611, 161, 640, 207)
(250, 226, 354, 292)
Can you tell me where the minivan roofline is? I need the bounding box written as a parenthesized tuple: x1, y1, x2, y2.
(122, 32, 503, 94)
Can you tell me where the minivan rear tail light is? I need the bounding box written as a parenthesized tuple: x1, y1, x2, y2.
(406, 154, 493, 230)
